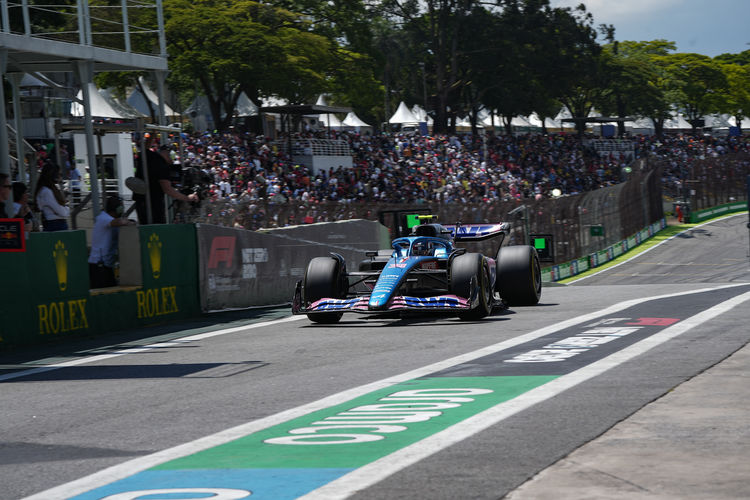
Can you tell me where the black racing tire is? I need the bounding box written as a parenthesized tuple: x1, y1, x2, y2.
(495, 245, 541, 306)
(304, 257, 344, 323)
(450, 253, 492, 320)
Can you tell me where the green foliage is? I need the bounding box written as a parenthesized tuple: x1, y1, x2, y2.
(656, 53, 729, 130)
(719, 62, 750, 130)
(71, 0, 750, 134)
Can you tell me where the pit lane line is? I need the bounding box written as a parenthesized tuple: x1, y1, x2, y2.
(0, 315, 306, 383)
(21, 283, 750, 500)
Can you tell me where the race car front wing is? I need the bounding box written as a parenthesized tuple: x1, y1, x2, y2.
(291, 280, 475, 316)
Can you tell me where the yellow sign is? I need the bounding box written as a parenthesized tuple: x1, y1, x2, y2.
(148, 233, 162, 279)
(136, 286, 179, 319)
(38, 299, 89, 334)
(53, 240, 68, 291)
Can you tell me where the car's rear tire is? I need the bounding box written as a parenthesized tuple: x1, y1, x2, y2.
(495, 245, 541, 306)
(304, 257, 345, 323)
(450, 253, 492, 320)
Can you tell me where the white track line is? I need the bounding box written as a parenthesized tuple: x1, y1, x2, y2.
(569, 212, 748, 283)
(21, 283, 749, 500)
(0, 315, 305, 383)
(303, 289, 750, 499)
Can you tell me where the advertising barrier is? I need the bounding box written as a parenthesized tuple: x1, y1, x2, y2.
(0, 225, 200, 349)
(1, 230, 91, 345)
(688, 201, 748, 224)
(541, 218, 667, 283)
(196, 220, 390, 311)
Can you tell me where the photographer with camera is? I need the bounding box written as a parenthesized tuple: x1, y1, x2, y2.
(133, 136, 198, 224)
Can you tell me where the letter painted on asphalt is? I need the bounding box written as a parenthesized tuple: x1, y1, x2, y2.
(101, 488, 251, 499)
(265, 433, 384, 445)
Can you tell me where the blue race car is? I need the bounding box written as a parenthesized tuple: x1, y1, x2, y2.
(292, 217, 541, 323)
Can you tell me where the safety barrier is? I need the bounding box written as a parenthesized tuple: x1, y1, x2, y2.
(0, 225, 200, 349)
(0, 220, 389, 349)
(541, 218, 667, 282)
(688, 201, 748, 223)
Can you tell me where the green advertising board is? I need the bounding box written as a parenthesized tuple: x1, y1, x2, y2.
(0, 225, 201, 350)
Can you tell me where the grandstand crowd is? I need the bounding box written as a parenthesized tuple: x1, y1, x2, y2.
(163, 130, 749, 210)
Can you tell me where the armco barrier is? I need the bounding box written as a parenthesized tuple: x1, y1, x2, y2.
(689, 201, 748, 223)
(542, 218, 667, 283)
(0, 225, 200, 349)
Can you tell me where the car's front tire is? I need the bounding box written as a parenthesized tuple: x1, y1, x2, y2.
(304, 257, 345, 323)
(450, 253, 492, 320)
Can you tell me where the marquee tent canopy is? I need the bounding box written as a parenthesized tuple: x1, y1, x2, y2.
(342, 111, 371, 128)
(235, 92, 259, 117)
(71, 83, 144, 119)
(388, 101, 419, 124)
(127, 76, 177, 117)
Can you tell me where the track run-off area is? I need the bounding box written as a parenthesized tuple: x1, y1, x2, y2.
(2, 213, 749, 500)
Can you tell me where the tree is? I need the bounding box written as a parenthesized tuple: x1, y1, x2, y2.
(379, 0, 485, 134)
(614, 40, 676, 137)
(657, 53, 729, 133)
(596, 35, 669, 136)
(719, 62, 750, 133)
(540, 3, 601, 136)
(164, 0, 365, 130)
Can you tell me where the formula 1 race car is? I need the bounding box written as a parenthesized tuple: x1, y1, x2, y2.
(292, 216, 542, 323)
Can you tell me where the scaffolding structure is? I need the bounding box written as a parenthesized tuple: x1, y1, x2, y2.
(0, 0, 168, 216)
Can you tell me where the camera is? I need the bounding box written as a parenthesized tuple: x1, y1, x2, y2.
(172, 165, 212, 201)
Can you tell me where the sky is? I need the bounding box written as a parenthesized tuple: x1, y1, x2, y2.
(550, 0, 750, 57)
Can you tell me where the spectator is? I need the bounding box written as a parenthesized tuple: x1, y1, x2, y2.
(12, 181, 33, 236)
(133, 137, 197, 224)
(34, 161, 69, 231)
(88, 196, 135, 288)
(69, 165, 82, 205)
(0, 172, 10, 218)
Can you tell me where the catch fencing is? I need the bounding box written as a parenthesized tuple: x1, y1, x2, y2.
(179, 165, 663, 263)
(649, 151, 750, 213)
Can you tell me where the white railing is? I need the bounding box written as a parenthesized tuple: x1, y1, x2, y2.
(277, 138, 351, 157)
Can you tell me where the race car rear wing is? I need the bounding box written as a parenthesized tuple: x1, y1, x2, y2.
(444, 222, 511, 242)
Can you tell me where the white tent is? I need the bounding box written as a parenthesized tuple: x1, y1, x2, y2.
(664, 113, 692, 130)
(703, 114, 732, 129)
(342, 111, 372, 130)
(727, 115, 750, 129)
(235, 92, 259, 117)
(510, 115, 533, 127)
(71, 83, 143, 119)
(127, 76, 177, 117)
(314, 94, 343, 128)
(553, 107, 578, 129)
(456, 116, 479, 130)
(389, 101, 419, 124)
(184, 95, 217, 132)
(411, 104, 434, 125)
(479, 112, 529, 129)
(624, 117, 656, 135)
(99, 88, 146, 119)
(528, 112, 563, 130)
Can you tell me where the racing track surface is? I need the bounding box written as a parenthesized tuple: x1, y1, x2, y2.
(1, 214, 749, 500)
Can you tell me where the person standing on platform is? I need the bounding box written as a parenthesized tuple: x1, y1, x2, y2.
(34, 161, 69, 231)
(88, 196, 135, 288)
(133, 137, 197, 224)
(0, 173, 11, 218)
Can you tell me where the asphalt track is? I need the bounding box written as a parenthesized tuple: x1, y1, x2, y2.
(1, 213, 749, 500)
